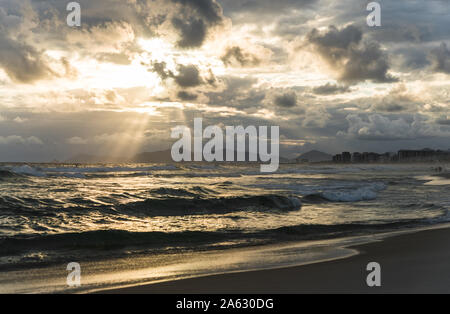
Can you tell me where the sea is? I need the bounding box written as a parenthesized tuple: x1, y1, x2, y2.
(0, 162, 449, 292)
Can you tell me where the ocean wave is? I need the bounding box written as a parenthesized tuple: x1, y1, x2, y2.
(267, 219, 427, 239)
(303, 183, 386, 202)
(0, 193, 301, 217)
(0, 229, 233, 256)
(118, 194, 302, 216)
(44, 165, 179, 173)
(9, 165, 47, 177)
(0, 169, 25, 180)
(150, 186, 217, 198)
(0, 219, 428, 261)
(5, 164, 179, 179)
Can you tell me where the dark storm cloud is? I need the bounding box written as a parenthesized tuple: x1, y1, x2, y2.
(373, 103, 405, 113)
(437, 118, 450, 126)
(150, 62, 216, 90)
(221, 46, 260, 67)
(174, 64, 202, 87)
(177, 90, 198, 100)
(172, 0, 223, 23)
(307, 25, 397, 83)
(220, 0, 317, 15)
(171, 0, 224, 48)
(391, 46, 430, 71)
(274, 91, 297, 108)
(171, 17, 207, 48)
(308, 25, 362, 50)
(0, 32, 56, 83)
(370, 23, 433, 44)
(312, 83, 351, 95)
(151, 61, 172, 80)
(0, 3, 62, 83)
(429, 43, 450, 74)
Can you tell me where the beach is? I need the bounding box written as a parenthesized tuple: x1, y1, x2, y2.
(100, 226, 450, 294)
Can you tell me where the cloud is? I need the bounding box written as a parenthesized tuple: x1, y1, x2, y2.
(339, 113, 450, 140)
(67, 137, 88, 145)
(172, 0, 224, 24)
(151, 61, 172, 80)
(0, 135, 43, 145)
(170, 0, 224, 48)
(151, 62, 217, 90)
(437, 118, 450, 126)
(0, 32, 56, 83)
(371, 84, 420, 113)
(306, 25, 397, 83)
(95, 52, 132, 65)
(221, 0, 317, 16)
(273, 91, 297, 108)
(177, 91, 198, 101)
(221, 46, 260, 67)
(13, 116, 27, 123)
(312, 83, 351, 95)
(0, 0, 226, 84)
(429, 42, 450, 74)
(174, 64, 203, 87)
(0, 3, 80, 83)
(171, 17, 208, 48)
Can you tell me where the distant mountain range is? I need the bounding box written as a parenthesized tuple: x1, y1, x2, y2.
(296, 150, 333, 163)
(65, 149, 332, 163)
(132, 149, 173, 163)
(65, 154, 125, 163)
(65, 150, 173, 163)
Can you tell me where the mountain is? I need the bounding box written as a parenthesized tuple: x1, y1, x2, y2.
(296, 150, 332, 163)
(65, 154, 124, 163)
(66, 149, 291, 164)
(131, 149, 173, 163)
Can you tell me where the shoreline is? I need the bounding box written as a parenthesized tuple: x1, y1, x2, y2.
(98, 224, 450, 294)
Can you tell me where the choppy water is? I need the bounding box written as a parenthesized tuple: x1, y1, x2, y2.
(1, 162, 449, 271)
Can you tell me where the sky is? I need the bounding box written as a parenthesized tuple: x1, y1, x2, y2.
(0, 0, 449, 162)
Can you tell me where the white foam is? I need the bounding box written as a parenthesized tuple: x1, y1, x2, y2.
(320, 183, 387, 202)
(43, 165, 179, 173)
(11, 165, 47, 177)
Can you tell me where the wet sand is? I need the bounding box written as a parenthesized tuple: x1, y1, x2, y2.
(100, 227, 450, 293)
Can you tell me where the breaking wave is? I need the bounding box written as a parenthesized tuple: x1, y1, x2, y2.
(0, 218, 431, 270)
(303, 183, 386, 202)
(117, 194, 302, 216)
(3, 164, 180, 179)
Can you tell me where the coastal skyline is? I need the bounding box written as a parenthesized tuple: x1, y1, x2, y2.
(0, 0, 449, 162)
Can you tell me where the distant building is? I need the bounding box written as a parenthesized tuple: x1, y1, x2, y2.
(333, 148, 450, 163)
(398, 149, 450, 162)
(342, 152, 351, 163)
(352, 152, 362, 163)
(333, 154, 343, 162)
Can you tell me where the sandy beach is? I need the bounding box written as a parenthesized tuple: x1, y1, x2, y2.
(100, 226, 450, 294)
